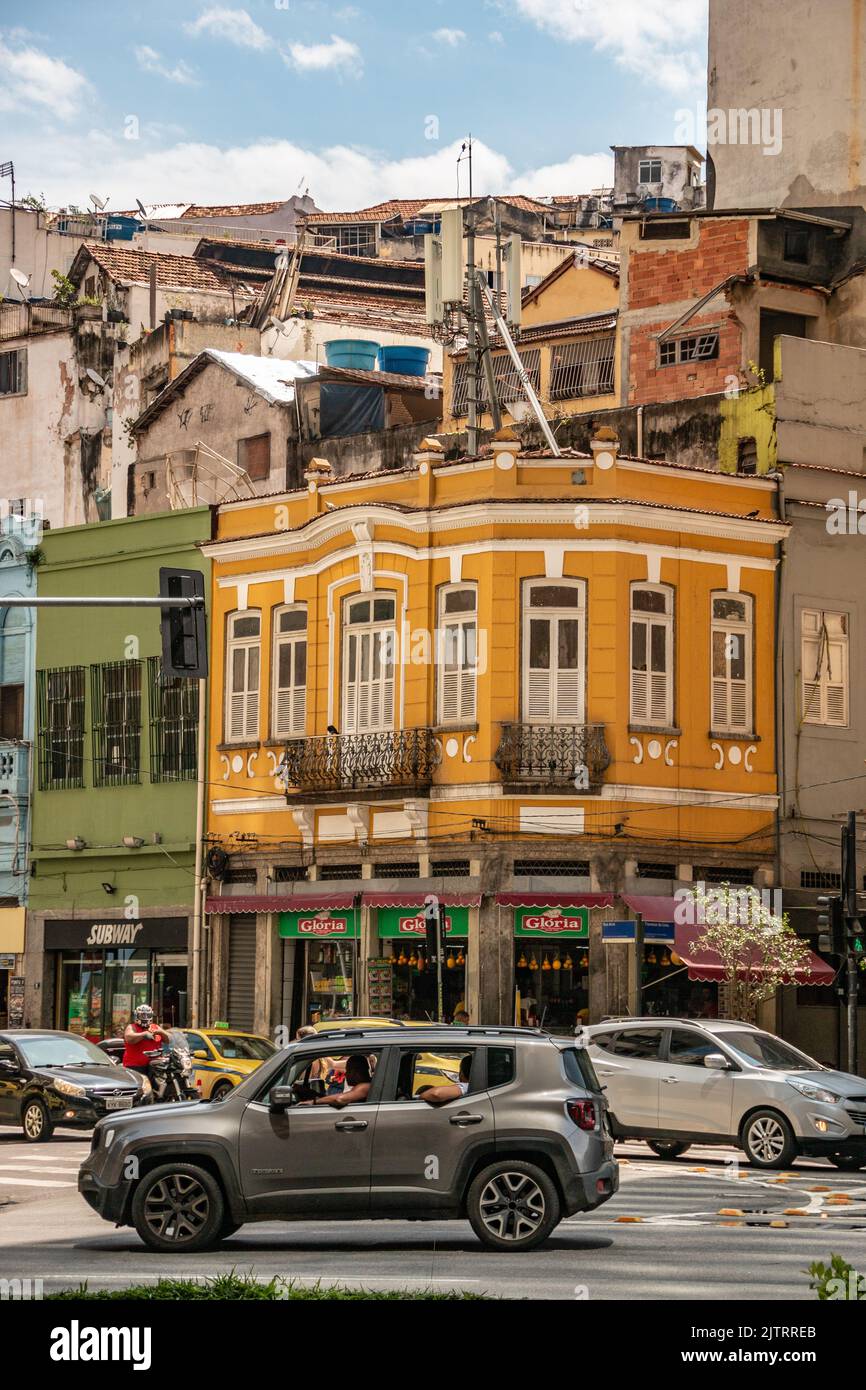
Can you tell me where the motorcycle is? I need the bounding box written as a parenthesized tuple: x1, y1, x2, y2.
(144, 1029, 199, 1104)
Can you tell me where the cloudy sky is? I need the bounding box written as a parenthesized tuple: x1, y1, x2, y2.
(0, 1, 709, 210)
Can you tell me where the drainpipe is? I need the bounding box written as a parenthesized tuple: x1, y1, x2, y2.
(190, 674, 207, 1028)
(771, 468, 787, 930)
(636, 404, 645, 458)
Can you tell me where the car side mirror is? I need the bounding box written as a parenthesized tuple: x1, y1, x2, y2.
(192, 1050, 208, 1060)
(703, 1052, 730, 1070)
(269, 1085, 295, 1112)
(0, 1059, 20, 1074)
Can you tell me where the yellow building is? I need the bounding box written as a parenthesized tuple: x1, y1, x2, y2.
(202, 430, 785, 1034)
(441, 253, 621, 433)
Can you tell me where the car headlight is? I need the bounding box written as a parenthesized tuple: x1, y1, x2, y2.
(53, 1078, 87, 1098)
(787, 1077, 841, 1104)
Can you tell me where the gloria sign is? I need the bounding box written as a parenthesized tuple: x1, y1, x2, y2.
(279, 910, 359, 939)
(513, 906, 589, 939)
(377, 906, 470, 938)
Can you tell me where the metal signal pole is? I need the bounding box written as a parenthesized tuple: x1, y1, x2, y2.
(842, 812, 860, 1073)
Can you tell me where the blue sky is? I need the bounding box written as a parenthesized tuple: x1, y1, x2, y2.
(0, 1, 709, 209)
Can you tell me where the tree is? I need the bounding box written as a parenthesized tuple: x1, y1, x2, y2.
(689, 882, 812, 1021)
(50, 269, 78, 307)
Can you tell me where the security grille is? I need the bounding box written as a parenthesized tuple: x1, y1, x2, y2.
(550, 334, 615, 400)
(513, 859, 590, 877)
(375, 861, 421, 879)
(37, 666, 85, 790)
(451, 348, 541, 416)
(274, 865, 308, 883)
(697, 866, 755, 885)
(430, 860, 471, 877)
(318, 864, 362, 881)
(800, 870, 841, 890)
(148, 656, 197, 783)
(226, 916, 257, 1032)
(92, 661, 142, 787)
(636, 862, 676, 878)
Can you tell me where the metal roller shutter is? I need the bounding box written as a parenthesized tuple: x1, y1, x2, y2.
(227, 916, 257, 1032)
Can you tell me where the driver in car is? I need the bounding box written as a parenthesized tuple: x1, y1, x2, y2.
(298, 1054, 372, 1108)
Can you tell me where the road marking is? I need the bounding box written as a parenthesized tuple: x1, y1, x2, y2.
(0, 1177, 76, 1188)
(0, 1164, 83, 1175)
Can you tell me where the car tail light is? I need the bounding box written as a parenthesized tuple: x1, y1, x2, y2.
(567, 1098, 597, 1131)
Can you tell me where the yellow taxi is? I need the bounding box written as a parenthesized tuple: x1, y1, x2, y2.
(183, 1028, 276, 1102)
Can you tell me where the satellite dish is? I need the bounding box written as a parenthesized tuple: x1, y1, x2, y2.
(86, 367, 107, 390)
(89, 193, 108, 212)
(135, 198, 148, 218)
(9, 267, 30, 301)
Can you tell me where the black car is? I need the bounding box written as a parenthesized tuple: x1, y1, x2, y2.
(0, 1030, 148, 1142)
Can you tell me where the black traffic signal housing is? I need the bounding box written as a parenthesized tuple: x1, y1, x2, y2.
(845, 913, 865, 960)
(816, 895, 844, 956)
(159, 567, 207, 679)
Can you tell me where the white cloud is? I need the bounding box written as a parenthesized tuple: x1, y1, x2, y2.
(489, 30, 505, 44)
(432, 28, 467, 47)
(283, 34, 362, 75)
(513, 0, 708, 94)
(0, 37, 91, 120)
(183, 7, 270, 51)
(135, 45, 199, 86)
(3, 129, 613, 211)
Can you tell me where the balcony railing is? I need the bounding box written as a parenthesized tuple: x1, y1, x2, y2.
(494, 723, 610, 789)
(0, 303, 73, 342)
(0, 743, 30, 801)
(283, 728, 440, 796)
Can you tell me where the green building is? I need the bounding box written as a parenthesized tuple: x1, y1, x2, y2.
(24, 508, 211, 1036)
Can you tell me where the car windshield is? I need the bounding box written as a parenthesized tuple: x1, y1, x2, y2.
(209, 1034, 275, 1061)
(16, 1035, 112, 1069)
(720, 1030, 821, 1072)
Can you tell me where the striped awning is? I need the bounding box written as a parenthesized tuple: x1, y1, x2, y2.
(205, 893, 356, 914)
(363, 891, 481, 908)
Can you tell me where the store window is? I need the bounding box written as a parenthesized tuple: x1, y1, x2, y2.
(59, 949, 166, 1041)
(372, 905, 468, 1021)
(272, 605, 307, 738)
(630, 584, 673, 727)
(513, 905, 589, 1031)
(279, 907, 359, 1027)
(342, 594, 396, 734)
(522, 580, 585, 724)
(710, 593, 753, 734)
(225, 610, 261, 743)
(437, 584, 478, 724)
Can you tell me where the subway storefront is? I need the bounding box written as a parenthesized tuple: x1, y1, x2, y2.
(45, 916, 189, 1040)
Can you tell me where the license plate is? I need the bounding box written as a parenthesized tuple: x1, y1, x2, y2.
(104, 1095, 133, 1111)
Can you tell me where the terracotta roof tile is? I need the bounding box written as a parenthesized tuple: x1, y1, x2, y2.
(72, 242, 248, 295)
(181, 201, 286, 218)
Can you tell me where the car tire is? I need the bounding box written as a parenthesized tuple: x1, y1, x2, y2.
(131, 1162, 226, 1253)
(647, 1140, 691, 1159)
(741, 1110, 798, 1170)
(827, 1154, 866, 1172)
(210, 1082, 234, 1103)
(21, 1098, 53, 1143)
(466, 1160, 561, 1252)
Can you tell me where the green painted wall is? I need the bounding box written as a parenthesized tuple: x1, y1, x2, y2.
(29, 508, 212, 915)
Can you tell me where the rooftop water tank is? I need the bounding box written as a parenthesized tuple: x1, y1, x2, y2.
(324, 339, 380, 371)
(378, 345, 430, 377)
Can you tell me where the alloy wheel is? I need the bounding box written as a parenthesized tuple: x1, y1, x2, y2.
(478, 1170, 546, 1242)
(747, 1116, 786, 1163)
(142, 1172, 211, 1244)
(23, 1104, 44, 1140)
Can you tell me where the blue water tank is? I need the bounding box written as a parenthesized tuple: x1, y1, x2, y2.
(378, 345, 430, 377)
(105, 215, 138, 241)
(323, 339, 380, 371)
(644, 197, 678, 214)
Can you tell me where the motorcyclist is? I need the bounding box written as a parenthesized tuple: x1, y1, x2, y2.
(122, 1003, 168, 1083)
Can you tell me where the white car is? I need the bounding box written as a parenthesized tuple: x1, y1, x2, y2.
(586, 1017, 866, 1171)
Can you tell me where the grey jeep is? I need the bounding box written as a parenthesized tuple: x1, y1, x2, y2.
(79, 1025, 618, 1253)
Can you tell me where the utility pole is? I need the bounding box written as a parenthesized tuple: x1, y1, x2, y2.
(463, 137, 480, 457)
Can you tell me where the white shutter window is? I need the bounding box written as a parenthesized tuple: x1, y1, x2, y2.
(272, 606, 307, 738)
(630, 586, 673, 727)
(710, 594, 752, 734)
(801, 609, 849, 727)
(341, 595, 397, 734)
(225, 612, 261, 742)
(438, 585, 478, 725)
(522, 581, 586, 724)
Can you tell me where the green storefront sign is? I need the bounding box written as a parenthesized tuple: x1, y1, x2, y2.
(279, 909, 359, 939)
(377, 906, 470, 938)
(513, 906, 589, 939)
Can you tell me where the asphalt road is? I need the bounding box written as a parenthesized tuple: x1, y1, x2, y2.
(0, 1130, 864, 1300)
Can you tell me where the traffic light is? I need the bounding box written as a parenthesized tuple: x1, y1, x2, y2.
(159, 568, 207, 679)
(845, 914, 865, 960)
(817, 895, 844, 956)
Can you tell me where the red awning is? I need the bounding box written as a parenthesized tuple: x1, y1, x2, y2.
(495, 892, 614, 909)
(674, 921, 836, 986)
(363, 892, 481, 908)
(205, 893, 357, 914)
(622, 894, 681, 923)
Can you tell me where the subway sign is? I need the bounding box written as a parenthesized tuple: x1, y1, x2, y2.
(377, 906, 470, 938)
(279, 910, 359, 939)
(513, 906, 589, 939)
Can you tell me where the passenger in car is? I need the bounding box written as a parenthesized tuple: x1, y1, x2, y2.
(299, 1054, 372, 1108)
(416, 1054, 472, 1106)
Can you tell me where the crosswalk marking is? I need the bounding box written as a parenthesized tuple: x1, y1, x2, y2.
(0, 1163, 82, 1175)
(0, 1177, 76, 1188)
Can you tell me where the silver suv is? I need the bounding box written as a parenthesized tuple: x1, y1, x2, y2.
(79, 1026, 618, 1253)
(587, 1017, 866, 1171)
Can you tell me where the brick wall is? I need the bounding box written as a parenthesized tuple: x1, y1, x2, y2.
(629, 313, 742, 405)
(627, 217, 751, 311)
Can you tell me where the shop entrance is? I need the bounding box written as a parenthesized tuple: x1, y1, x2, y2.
(513, 905, 590, 1031)
(372, 905, 469, 1021)
(279, 903, 358, 1028)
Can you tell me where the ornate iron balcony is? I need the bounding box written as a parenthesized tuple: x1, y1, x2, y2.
(494, 722, 610, 789)
(282, 728, 440, 795)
